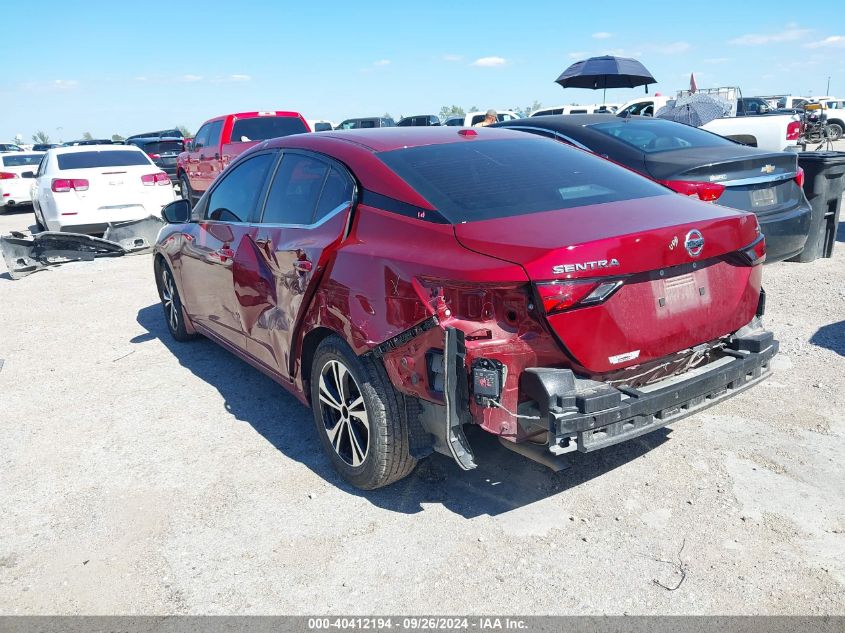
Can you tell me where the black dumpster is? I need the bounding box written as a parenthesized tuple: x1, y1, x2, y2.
(792, 151, 845, 262)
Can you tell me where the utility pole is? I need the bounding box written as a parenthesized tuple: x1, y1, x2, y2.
(826, 76, 831, 95)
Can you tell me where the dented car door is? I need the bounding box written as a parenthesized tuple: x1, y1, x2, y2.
(237, 151, 355, 379)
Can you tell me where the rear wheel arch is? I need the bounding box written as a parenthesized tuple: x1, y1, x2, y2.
(300, 326, 342, 403)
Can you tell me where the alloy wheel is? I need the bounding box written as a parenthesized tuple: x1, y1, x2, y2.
(318, 360, 370, 467)
(160, 267, 180, 333)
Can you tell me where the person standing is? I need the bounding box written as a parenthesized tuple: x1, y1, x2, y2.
(474, 109, 498, 127)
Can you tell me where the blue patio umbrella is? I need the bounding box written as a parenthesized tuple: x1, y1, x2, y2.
(555, 55, 657, 103)
(655, 93, 733, 127)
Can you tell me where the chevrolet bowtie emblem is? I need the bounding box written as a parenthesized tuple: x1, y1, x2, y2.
(761, 164, 776, 174)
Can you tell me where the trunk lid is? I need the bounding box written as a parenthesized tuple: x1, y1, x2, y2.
(453, 194, 762, 373)
(645, 147, 803, 217)
(63, 166, 167, 208)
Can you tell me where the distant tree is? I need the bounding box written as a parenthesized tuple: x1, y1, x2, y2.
(82, 132, 94, 141)
(468, 105, 479, 114)
(438, 105, 465, 119)
(519, 100, 542, 117)
(383, 112, 392, 120)
(32, 130, 51, 144)
(176, 125, 192, 138)
(111, 134, 125, 142)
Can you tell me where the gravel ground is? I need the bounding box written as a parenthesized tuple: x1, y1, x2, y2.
(0, 199, 843, 616)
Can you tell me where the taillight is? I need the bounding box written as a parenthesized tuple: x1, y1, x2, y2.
(51, 178, 88, 192)
(660, 179, 725, 202)
(786, 120, 801, 141)
(0, 172, 17, 179)
(142, 172, 170, 186)
(148, 153, 161, 159)
(794, 167, 805, 188)
(535, 279, 623, 315)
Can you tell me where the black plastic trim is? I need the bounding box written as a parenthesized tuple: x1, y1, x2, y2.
(360, 189, 450, 224)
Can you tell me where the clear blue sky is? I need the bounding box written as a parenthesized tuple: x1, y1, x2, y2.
(1, 0, 843, 141)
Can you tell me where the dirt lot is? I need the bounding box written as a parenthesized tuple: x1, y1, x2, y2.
(0, 203, 843, 615)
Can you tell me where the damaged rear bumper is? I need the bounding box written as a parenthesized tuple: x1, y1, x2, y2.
(521, 328, 779, 454)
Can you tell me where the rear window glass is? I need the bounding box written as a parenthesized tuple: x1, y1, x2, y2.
(1, 154, 42, 167)
(378, 137, 669, 223)
(57, 150, 151, 170)
(589, 119, 737, 153)
(231, 116, 308, 143)
(136, 141, 184, 154)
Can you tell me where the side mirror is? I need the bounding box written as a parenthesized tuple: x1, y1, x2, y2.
(21, 171, 35, 178)
(162, 199, 191, 224)
(184, 139, 195, 152)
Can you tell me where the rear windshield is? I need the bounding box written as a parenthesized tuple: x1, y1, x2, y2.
(1, 154, 42, 167)
(57, 150, 151, 170)
(230, 116, 308, 142)
(377, 137, 669, 223)
(135, 140, 183, 154)
(590, 119, 737, 153)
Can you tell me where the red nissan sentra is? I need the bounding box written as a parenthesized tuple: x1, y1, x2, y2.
(153, 127, 777, 489)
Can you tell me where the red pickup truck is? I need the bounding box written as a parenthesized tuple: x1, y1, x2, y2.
(176, 111, 310, 200)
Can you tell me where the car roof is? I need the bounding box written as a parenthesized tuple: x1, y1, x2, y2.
(497, 113, 650, 133)
(128, 136, 183, 142)
(268, 126, 527, 152)
(52, 144, 145, 154)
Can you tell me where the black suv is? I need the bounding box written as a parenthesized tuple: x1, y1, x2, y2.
(335, 117, 396, 129)
(397, 114, 440, 127)
(124, 136, 185, 182)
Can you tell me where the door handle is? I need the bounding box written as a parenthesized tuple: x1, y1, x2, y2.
(215, 247, 234, 260)
(293, 260, 312, 273)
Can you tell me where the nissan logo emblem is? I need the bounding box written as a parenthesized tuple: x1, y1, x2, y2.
(685, 229, 705, 257)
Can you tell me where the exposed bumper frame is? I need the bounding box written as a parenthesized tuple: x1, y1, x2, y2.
(522, 328, 779, 454)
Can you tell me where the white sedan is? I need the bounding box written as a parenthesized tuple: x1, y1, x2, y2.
(0, 152, 44, 211)
(29, 144, 176, 233)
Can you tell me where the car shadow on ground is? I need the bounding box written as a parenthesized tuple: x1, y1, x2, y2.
(810, 320, 845, 357)
(135, 303, 670, 518)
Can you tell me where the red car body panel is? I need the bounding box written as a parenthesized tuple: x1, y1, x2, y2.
(156, 127, 773, 457)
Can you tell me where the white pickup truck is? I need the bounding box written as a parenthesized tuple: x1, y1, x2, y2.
(617, 94, 801, 152)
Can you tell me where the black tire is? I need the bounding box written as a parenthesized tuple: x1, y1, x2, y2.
(310, 335, 416, 489)
(33, 204, 46, 232)
(179, 174, 194, 203)
(154, 258, 196, 342)
(827, 123, 843, 142)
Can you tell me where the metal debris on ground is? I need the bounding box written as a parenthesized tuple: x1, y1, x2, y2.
(0, 216, 165, 279)
(102, 216, 166, 254)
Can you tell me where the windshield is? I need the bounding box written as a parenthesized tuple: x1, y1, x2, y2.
(1, 154, 43, 167)
(136, 140, 184, 154)
(377, 138, 669, 224)
(589, 119, 737, 153)
(57, 150, 151, 170)
(230, 116, 308, 142)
